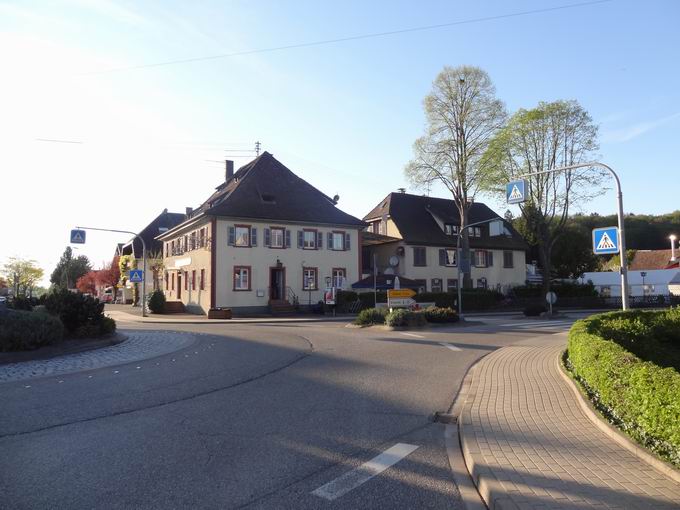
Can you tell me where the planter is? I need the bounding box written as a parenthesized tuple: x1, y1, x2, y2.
(208, 307, 232, 319)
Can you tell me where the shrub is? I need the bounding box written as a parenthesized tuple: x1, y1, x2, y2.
(513, 282, 598, 298)
(0, 310, 64, 351)
(567, 311, 680, 467)
(72, 316, 116, 339)
(147, 290, 166, 314)
(8, 296, 35, 311)
(421, 306, 459, 323)
(523, 304, 547, 316)
(44, 288, 106, 334)
(385, 309, 427, 328)
(354, 307, 387, 325)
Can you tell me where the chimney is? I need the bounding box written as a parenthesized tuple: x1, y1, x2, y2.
(225, 160, 234, 180)
(397, 188, 406, 194)
(185, 207, 193, 217)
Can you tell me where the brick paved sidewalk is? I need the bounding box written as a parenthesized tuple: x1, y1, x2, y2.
(459, 334, 680, 509)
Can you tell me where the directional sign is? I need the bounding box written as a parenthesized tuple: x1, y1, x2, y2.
(506, 180, 527, 204)
(389, 298, 416, 308)
(387, 289, 416, 299)
(592, 227, 620, 255)
(70, 229, 86, 244)
(129, 269, 144, 283)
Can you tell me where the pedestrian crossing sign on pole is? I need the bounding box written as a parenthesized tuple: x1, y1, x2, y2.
(129, 269, 144, 283)
(592, 227, 620, 255)
(506, 180, 527, 204)
(70, 229, 86, 244)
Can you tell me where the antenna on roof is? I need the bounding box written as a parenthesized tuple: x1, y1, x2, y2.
(255, 141, 261, 156)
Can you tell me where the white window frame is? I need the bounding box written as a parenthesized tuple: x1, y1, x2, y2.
(234, 267, 250, 290)
(303, 230, 316, 249)
(331, 232, 344, 251)
(445, 249, 457, 267)
(270, 227, 285, 248)
(444, 223, 458, 236)
(234, 226, 250, 247)
(475, 250, 487, 267)
(303, 268, 318, 290)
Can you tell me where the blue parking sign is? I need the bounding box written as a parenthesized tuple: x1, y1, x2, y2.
(129, 269, 144, 283)
(592, 227, 619, 255)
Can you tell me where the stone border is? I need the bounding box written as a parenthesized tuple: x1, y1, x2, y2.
(558, 352, 680, 483)
(0, 333, 127, 365)
(443, 355, 490, 510)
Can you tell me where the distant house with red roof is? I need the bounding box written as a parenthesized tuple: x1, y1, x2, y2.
(629, 250, 679, 270)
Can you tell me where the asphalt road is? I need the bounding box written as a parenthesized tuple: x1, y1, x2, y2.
(0, 314, 581, 509)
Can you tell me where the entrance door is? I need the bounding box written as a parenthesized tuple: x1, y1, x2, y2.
(177, 274, 182, 300)
(269, 267, 285, 300)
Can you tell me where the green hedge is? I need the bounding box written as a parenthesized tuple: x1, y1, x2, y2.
(354, 308, 387, 325)
(0, 310, 64, 351)
(513, 282, 598, 298)
(567, 310, 680, 467)
(419, 307, 459, 323)
(385, 309, 427, 328)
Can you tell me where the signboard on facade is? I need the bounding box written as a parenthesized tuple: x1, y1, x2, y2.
(324, 287, 336, 305)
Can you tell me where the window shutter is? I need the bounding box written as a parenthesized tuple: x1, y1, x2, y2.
(264, 228, 270, 247)
(251, 227, 257, 247)
(317, 231, 323, 250)
(344, 233, 351, 251)
(487, 251, 493, 267)
(228, 226, 235, 246)
(439, 249, 446, 266)
(297, 230, 304, 249)
(285, 229, 291, 248)
(327, 232, 333, 250)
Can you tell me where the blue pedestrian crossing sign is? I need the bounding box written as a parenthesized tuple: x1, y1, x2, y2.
(592, 227, 620, 255)
(506, 180, 527, 204)
(70, 229, 86, 244)
(129, 269, 144, 283)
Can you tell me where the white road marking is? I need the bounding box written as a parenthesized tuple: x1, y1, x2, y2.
(439, 342, 462, 352)
(497, 320, 572, 328)
(399, 332, 425, 339)
(312, 443, 419, 501)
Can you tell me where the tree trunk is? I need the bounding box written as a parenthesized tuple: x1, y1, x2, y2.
(538, 236, 552, 296)
(459, 205, 473, 289)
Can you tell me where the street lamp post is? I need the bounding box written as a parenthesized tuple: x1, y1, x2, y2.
(456, 217, 503, 319)
(670, 235, 677, 262)
(510, 161, 630, 310)
(75, 226, 147, 317)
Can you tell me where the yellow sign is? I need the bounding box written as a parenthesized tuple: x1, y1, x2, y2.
(387, 289, 416, 299)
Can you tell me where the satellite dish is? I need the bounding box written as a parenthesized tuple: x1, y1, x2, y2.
(384, 267, 395, 275)
(389, 255, 399, 267)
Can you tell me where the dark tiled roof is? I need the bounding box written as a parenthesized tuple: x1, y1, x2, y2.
(630, 250, 676, 270)
(193, 152, 365, 228)
(364, 192, 527, 250)
(360, 231, 401, 246)
(123, 210, 186, 256)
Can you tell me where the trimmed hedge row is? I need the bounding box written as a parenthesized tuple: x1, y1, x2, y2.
(0, 310, 64, 351)
(566, 311, 680, 467)
(354, 307, 459, 327)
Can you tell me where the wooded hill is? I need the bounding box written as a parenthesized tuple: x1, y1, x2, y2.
(571, 211, 680, 250)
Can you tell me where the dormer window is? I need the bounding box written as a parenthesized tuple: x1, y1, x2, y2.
(444, 223, 458, 236)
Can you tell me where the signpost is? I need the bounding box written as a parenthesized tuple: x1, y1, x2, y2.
(70, 229, 86, 244)
(546, 291, 557, 315)
(74, 226, 148, 317)
(387, 288, 416, 309)
(129, 269, 144, 283)
(506, 180, 527, 204)
(506, 162, 629, 310)
(592, 226, 620, 255)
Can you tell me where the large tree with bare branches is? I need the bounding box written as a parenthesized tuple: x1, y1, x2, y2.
(482, 99, 602, 292)
(405, 65, 506, 287)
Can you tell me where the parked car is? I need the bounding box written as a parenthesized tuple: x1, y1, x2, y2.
(99, 288, 114, 303)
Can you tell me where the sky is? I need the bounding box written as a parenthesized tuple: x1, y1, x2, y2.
(1, 0, 679, 285)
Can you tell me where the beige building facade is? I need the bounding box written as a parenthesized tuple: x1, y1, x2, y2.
(158, 153, 365, 315)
